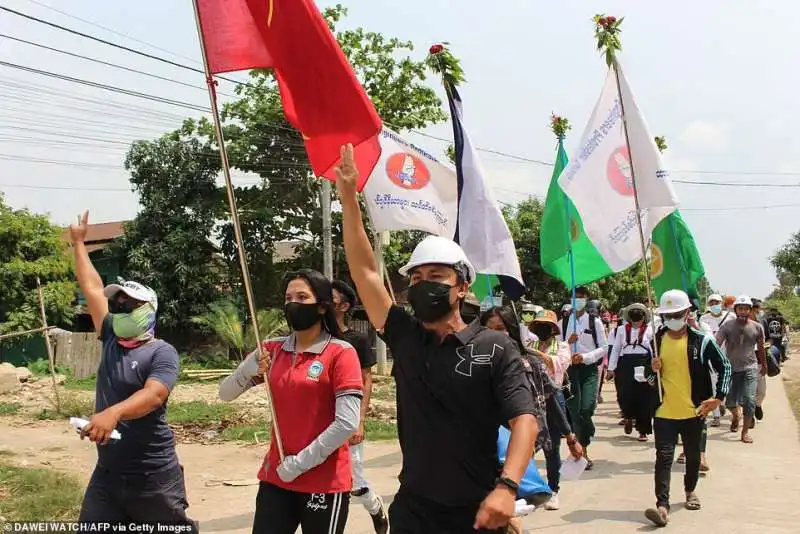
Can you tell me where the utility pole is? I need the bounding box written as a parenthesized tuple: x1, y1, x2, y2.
(321, 179, 333, 279)
(373, 231, 390, 375)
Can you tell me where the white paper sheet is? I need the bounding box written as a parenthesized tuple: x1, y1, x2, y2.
(634, 365, 647, 383)
(559, 455, 588, 481)
(70, 417, 122, 440)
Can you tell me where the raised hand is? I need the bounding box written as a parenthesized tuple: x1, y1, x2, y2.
(69, 211, 90, 243)
(334, 143, 358, 199)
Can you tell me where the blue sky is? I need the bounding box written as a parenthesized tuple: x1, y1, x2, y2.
(1, 0, 799, 298)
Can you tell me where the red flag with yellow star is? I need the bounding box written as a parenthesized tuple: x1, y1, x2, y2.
(195, 0, 382, 186)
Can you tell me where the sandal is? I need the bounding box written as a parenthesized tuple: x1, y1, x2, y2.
(741, 435, 754, 444)
(645, 507, 669, 527)
(685, 494, 702, 511)
(638, 434, 648, 442)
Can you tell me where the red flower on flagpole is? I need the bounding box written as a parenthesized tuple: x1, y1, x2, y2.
(550, 113, 571, 140)
(593, 13, 624, 66)
(425, 42, 466, 87)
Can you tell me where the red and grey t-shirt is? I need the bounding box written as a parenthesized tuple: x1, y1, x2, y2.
(258, 332, 363, 493)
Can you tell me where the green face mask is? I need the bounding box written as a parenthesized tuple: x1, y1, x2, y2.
(112, 304, 155, 340)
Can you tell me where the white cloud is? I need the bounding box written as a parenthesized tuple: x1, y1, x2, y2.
(677, 120, 728, 152)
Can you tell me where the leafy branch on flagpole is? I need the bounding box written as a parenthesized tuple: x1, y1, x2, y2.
(426, 43, 466, 87)
(593, 14, 624, 66)
(654, 136, 668, 153)
(550, 114, 571, 140)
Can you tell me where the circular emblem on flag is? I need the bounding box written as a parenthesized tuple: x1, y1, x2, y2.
(570, 218, 580, 242)
(386, 152, 430, 190)
(649, 243, 664, 278)
(607, 145, 635, 196)
(307, 360, 324, 379)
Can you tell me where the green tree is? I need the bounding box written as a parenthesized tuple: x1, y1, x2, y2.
(772, 230, 800, 281)
(192, 300, 288, 360)
(0, 194, 76, 333)
(111, 122, 225, 340)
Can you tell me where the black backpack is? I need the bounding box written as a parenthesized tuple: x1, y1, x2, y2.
(561, 313, 599, 348)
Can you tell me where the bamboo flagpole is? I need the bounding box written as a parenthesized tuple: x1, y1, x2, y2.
(190, 0, 284, 460)
(36, 277, 61, 411)
(612, 58, 663, 402)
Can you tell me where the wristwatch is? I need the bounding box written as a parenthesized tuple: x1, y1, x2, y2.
(495, 475, 520, 492)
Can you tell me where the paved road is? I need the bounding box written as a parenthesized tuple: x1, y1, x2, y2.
(192, 372, 800, 533)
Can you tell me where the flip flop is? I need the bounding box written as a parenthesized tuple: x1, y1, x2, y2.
(685, 494, 702, 511)
(645, 507, 669, 527)
(741, 435, 754, 444)
(638, 434, 648, 442)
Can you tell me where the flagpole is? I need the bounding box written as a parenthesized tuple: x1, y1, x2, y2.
(191, 0, 284, 460)
(558, 137, 579, 352)
(612, 59, 662, 401)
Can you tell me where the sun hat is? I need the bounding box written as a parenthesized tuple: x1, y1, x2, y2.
(531, 309, 561, 335)
(623, 302, 651, 324)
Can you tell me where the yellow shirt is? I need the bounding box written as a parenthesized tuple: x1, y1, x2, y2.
(655, 334, 696, 420)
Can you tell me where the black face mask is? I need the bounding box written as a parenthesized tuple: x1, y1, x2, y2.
(407, 281, 455, 323)
(532, 324, 553, 340)
(629, 311, 645, 323)
(284, 302, 322, 331)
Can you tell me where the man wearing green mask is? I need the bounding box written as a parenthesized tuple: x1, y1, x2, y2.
(69, 211, 194, 529)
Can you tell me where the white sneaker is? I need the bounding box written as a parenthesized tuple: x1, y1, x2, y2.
(544, 493, 560, 510)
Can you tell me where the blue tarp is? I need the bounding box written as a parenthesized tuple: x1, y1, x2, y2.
(497, 426, 552, 498)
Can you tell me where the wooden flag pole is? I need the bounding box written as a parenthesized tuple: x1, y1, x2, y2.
(36, 277, 60, 412)
(191, 0, 284, 460)
(612, 58, 663, 402)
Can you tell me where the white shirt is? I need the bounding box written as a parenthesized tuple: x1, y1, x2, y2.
(699, 311, 734, 335)
(608, 324, 654, 371)
(561, 312, 608, 365)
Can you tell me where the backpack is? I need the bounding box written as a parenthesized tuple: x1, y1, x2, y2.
(561, 313, 599, 348)
(624, 322, 646, 347)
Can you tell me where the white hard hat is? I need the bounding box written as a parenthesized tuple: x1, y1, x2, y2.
(399, 235, 476, 284)
(103, 280, 158, 311)
(734, 295, 753, 307)
(656, 289, 691, 315)
(707, 293, 723, 303)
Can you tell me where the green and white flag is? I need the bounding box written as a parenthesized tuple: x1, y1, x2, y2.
(650, 211, 705, 299)
(540, 139, 614, 287)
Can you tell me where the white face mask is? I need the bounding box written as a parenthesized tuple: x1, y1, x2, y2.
(574, 298, 587, 312)
(709, 304, 722, 316)
(665, 317, 686, 331)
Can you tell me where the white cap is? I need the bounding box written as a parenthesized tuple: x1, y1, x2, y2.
(656, 289, 691, 314)
(734, 295, 752, 308)
(707, 293, 723, 303)
(399, 235, 476, 284)
(103, 280, 158, 311)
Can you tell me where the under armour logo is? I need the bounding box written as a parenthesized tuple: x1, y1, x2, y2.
(454, 344, 502, 377)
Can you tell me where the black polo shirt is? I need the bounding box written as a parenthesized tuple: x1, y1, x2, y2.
(383, 306, 537, 507)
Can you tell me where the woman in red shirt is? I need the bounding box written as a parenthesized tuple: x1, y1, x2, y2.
(219, 269, 364, 534)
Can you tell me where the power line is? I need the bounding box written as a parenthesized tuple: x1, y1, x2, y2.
(0, 32, 236, 97)
(0, 60, 210, 113)
(0, 4, 245, 87)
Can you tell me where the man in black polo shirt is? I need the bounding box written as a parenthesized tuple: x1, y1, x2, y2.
(335, 145, 539, 533)
(69, 211, 194, 529)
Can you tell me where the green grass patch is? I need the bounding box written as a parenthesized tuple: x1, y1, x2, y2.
(26, 359, 70, 376)
(64, 374, 97, 391)
(370, 382, 397, 401)
(365, 419, 398, 441)
(38, 392, 93, 421)
(220, 422, 271, 442)
(167, 401, 236, 425)
(0, 402, 21, 416)
(0, 460, 83, 520)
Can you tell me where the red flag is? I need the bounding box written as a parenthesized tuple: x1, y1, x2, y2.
(195, 0, 382, 187)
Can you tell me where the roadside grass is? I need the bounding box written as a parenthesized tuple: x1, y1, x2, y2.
(783, 335, 800, 424)
(168, 400, 236, 425)
(63, 375, 97, 391)
(365, 419, 398, 441)
(0, 402, 21, 416)
(37, 392, 93, 421)
(0, 460, 83, 520)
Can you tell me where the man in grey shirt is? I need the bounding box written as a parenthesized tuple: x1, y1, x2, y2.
(716, 295, 767, 444)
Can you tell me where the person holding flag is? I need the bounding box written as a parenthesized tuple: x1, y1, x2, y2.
(336, 143, 539, 533)
(561, 286, 607, 470)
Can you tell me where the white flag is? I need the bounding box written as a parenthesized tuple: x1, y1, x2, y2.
(558, 62, 678, 272)
(363, 128, 458, 238)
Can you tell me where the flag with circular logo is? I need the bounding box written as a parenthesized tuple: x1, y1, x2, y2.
(363, 128, 458, 238)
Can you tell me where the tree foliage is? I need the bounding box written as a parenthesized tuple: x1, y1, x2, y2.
(111, 123, 225, 338)
(772, 230, 800, 282)
(0, 194, 76, 333)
